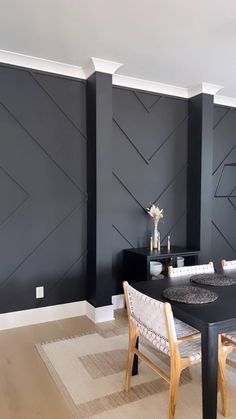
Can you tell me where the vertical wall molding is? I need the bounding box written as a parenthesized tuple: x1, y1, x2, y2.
(187, 94, 214, 262)
(86, 72, 113, 307)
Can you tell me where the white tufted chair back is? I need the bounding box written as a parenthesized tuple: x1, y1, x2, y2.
(168, 262, 214, 278)
(221, 259, 236, 271)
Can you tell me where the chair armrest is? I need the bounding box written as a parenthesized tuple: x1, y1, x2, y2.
(177, 332, 201, 344)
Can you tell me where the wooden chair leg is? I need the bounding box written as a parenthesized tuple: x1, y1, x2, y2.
(125, 324, 138, 392)
(168, 361, 181, 419)
(218, 346, 230, 417)
(217, 370, 221, 392)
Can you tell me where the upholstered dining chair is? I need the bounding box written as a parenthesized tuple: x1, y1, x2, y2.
(221, 259, 236, 369)
(123, 281, 232, 419)
(221, 259, 236, 272)
(168, 261, 214, 278)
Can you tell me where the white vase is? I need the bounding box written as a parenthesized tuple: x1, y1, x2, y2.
(153, 222, 159, 249)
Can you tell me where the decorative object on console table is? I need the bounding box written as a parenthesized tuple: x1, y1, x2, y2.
(153, 221, 159, 249)
(177, 256, 184, 267)
(150, 261, 162, 276)
(150, 236, 153, 252)
(157, 232, 161, 252)
(166, 256, 174, 276)
(146, 204, 163, 249)
(167, 235, 170, 252)
(123, 246, 199, 283)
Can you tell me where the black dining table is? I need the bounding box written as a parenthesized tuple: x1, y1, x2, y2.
(132, 273, 236, 419)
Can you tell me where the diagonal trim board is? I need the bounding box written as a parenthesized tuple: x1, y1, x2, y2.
(29, 72, 87, 140)
(113, 89, 188, 163)
(212, 220, 236, 255)
(0, 64, 87, 313)
(0, 165, 30, 227)
(0, 296, 125, 330)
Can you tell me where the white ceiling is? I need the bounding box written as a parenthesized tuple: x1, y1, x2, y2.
(1, 0, 236, 96)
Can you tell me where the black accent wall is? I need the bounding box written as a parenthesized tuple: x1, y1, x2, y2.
(212, 105, 236, 267)
(0, 63, 236, 313)
(0, 64, 87, 313)
(112, 86, 188, 295)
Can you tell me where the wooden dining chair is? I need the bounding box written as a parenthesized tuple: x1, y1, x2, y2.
(221, 259, 236, 272)
(123, 281, 232, 419)
(168, 261, 214, 278)
(221, 259, 236, 369)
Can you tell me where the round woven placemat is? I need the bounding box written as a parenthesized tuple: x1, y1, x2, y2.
(162, 286, 218, 304)
(190, 273, 236, 286)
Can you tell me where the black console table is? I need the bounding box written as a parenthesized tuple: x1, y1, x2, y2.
(123, 246, 199, 282)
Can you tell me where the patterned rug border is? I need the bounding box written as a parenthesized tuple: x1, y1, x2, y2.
(34, 327, 236, 419)
(36, 341, 80, 418)
(36, 332, 103, 418)
(36, 332, 188, 418)
(36, 330, 99, 346)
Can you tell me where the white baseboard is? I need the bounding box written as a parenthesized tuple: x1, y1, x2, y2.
(0, 294, 124, 330)
(112, 294, 125, 309)
(0, 300, 87, 331)
(86, 302, 115, 323)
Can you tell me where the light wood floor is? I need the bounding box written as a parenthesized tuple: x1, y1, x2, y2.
(0, 313, 99, 419)
(0, 310, 236, 419)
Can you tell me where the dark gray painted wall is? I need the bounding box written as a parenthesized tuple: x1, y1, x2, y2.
(0, 64, 87, 313)
(2, 64, 235, 313)
(212, 105, 236, 268)
(112, 86, 188, 294)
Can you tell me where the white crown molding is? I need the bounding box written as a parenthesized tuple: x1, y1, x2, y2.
(113, 75, 225, 101)
(113, 73, 189, 98)
(0, 49, 86, 79)
(83, 57, 123, 78)
(214, 94, 236, 108)
(2, 49, 236, 108)
(0, 50, 123, 79)
(188, 82, 223, 98)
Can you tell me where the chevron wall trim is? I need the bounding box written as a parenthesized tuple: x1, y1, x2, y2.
(111, 86, 188, 294)
(212, 104, 236, 267)
(0, 64, 87, 313)
(2, 61, 236, 314)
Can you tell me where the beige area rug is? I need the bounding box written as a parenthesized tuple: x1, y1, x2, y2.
(36, 331, 236, 419)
